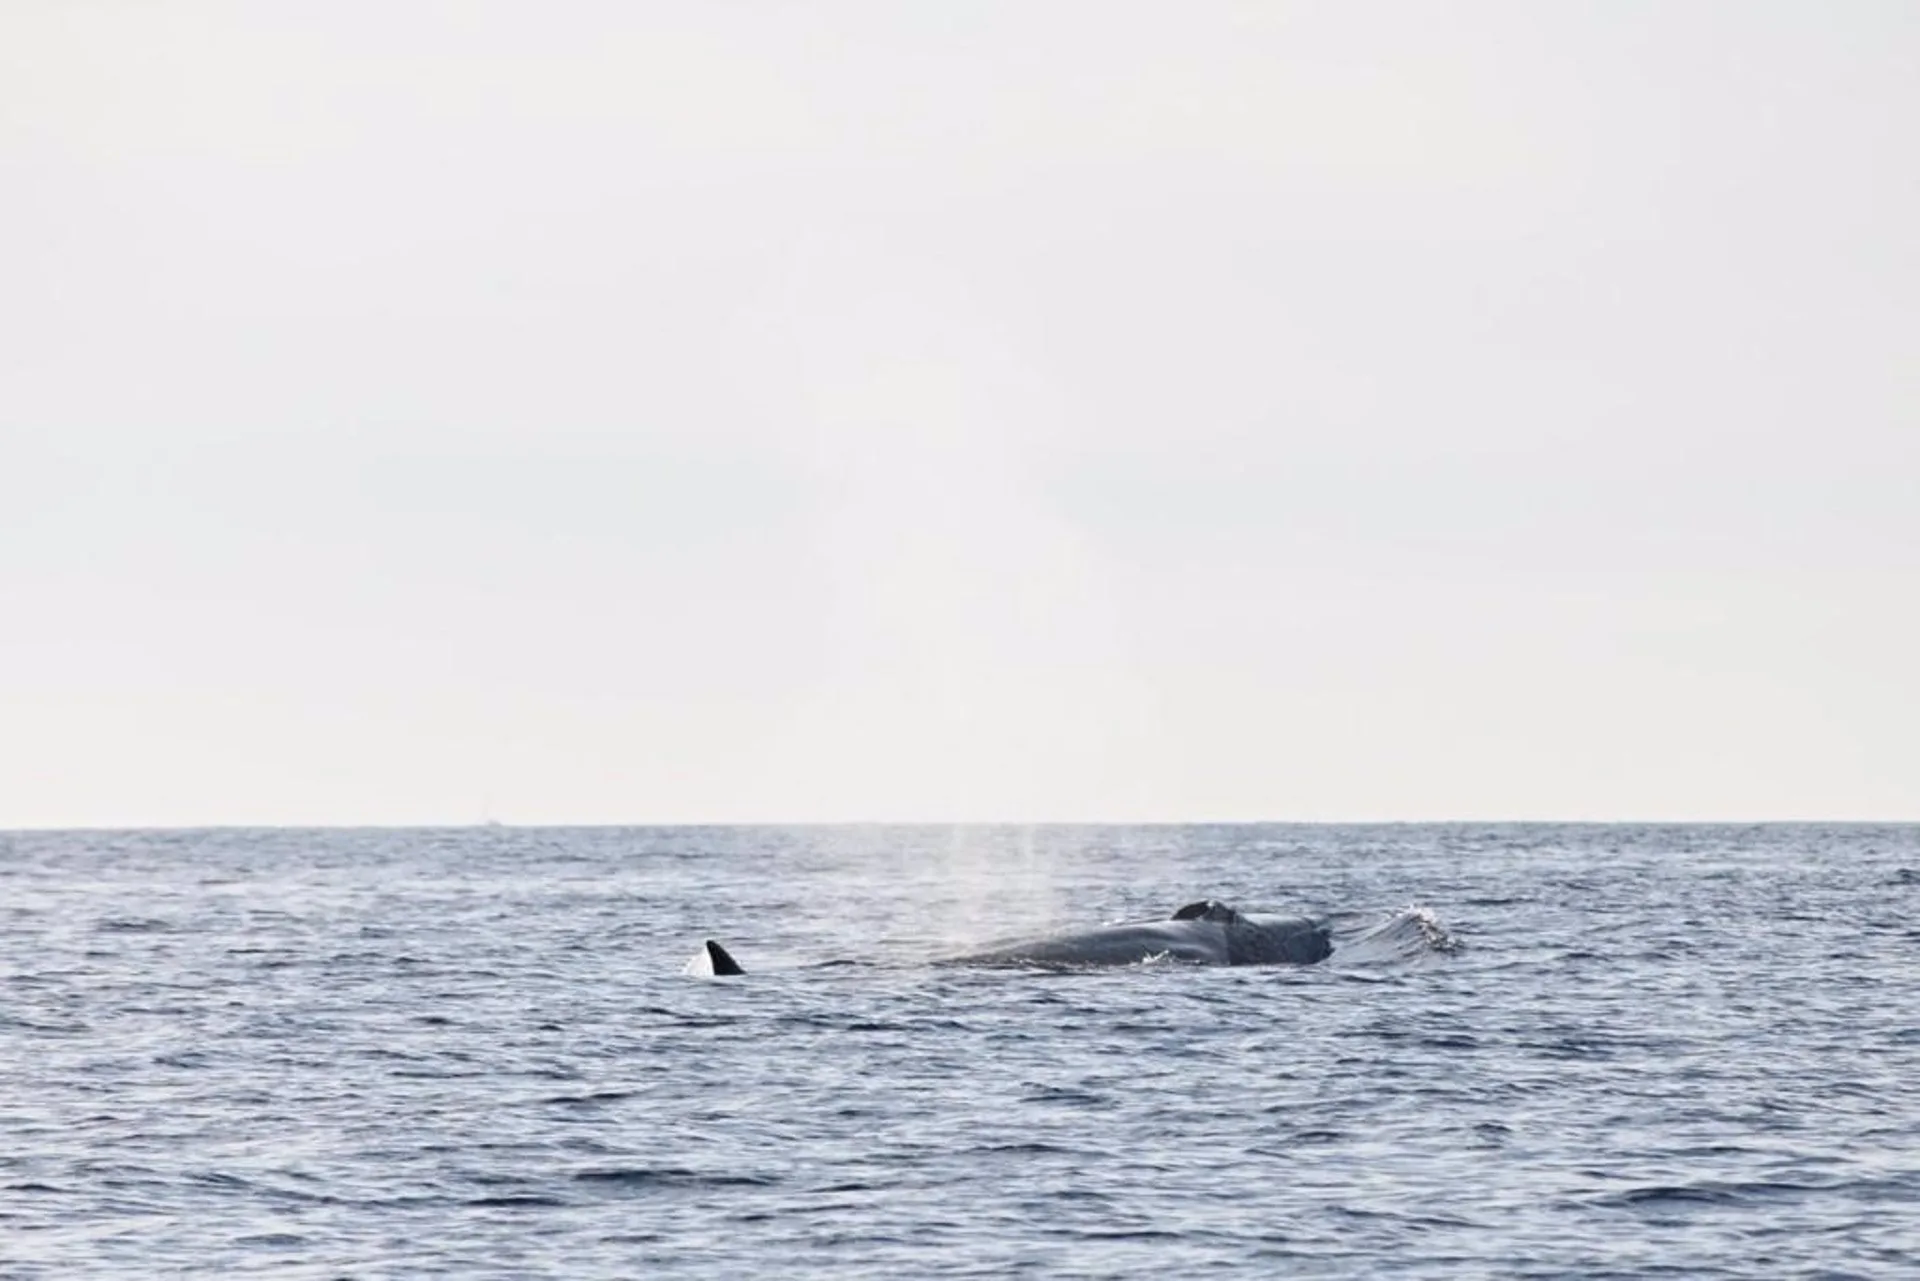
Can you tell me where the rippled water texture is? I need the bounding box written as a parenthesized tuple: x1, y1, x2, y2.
(4, 825, 1918, 1277)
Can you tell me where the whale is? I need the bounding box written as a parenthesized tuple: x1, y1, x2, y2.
(683, 900, 1330, 975)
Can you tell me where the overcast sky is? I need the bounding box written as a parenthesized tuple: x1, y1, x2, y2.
(3, 2, 1915, 825)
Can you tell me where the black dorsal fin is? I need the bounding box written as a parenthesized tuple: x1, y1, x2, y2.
(703, 940, 745, 975)
(1171, 900, 1237, 923)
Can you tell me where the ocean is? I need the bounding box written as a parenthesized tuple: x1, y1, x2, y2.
(3, 823, 1916, 1277)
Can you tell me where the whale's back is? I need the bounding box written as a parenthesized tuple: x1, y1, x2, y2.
(1225, 913, 1332, 965)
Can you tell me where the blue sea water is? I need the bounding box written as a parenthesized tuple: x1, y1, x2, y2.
(3, 823, 1918, 1278)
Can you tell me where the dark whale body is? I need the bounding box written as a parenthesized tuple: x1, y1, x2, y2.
(947, 900, 1330, 969)
(685, 900, 1329, 975)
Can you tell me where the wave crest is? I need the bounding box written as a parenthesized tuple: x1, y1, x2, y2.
(1331, 904, 1459, 968)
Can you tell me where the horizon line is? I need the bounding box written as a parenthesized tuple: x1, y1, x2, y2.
(5, 817, 1917, 834)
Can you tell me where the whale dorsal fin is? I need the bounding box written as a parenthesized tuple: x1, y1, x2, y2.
(1171, 900, 1239, 923)
(684, 939, 746, 976)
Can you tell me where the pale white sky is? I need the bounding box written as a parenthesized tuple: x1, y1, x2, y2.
(3, 2, 1916, 825)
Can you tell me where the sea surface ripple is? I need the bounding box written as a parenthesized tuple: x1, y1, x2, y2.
(3, 824, 1917, 1278)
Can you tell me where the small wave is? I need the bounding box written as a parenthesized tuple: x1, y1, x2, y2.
(1062, 1229, 1184, 1242)
(95, 916, 176, 934)
(0, 1015, 90, 1034)
(1611, 1184, 1740, 1205)
(1600, 1179, 1834, 1208)
(1331, 904, 1459, 967)
(1020, 1085, 1106, 1107)
(541, 1090, 639, 1107)
(968, 1141, 1077, 1157)
(573, 1167, 777, 1190)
